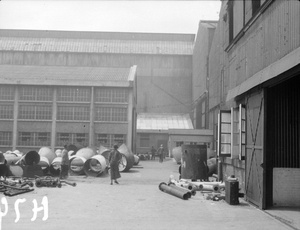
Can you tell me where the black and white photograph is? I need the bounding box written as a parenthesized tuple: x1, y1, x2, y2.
(0, 0, 299, 229)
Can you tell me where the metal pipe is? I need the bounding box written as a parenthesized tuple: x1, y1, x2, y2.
(38, 147, 56, 164)
(159, 182, 189, 200)
(24, 151, 40, 165)
(69, 148, 96, 175)
(168, 183, 194, 197)
(117, 144, 135, 172)
(49, 157, 62, 177)
(8, 165, 24, 177)
(199, 184, 220, 192)
(37, 156, 50, 175)
(83, 155, 107, 177)
(69, 156, 86, 175)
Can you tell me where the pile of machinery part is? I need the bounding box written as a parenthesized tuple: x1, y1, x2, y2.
(0, 177, 34, 196)
(35, 176, 76, 188)
(159, 175, 227, 201)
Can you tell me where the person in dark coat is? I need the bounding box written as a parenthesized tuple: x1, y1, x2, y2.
(60, 145, 70, 179)
(108, 144, 122, 185)
(157, 144, 165, 163)
(150, 146, 156, 160)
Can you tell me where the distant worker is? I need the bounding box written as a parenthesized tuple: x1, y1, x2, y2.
(108, 144, 122, 185)
(60, 145, 70, 179)
(157, 144, 165, 163)
(150, 146, 156, 160)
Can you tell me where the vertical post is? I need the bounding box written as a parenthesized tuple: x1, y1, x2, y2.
(51, 88, 57, 151)
(12, 86, 19, 150)
(89, 86, 94, 147)
(127, 89, 133, 151)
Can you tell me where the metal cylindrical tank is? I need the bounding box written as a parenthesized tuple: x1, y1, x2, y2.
(133, 155, 140, 166)
(207, 157, 217, 177)
(83, 155, 107, 177)
(9, 165, 24, 177)
(49, 157, 62, 176)
(118, 144, 134, 172)
(4, 154, 22, 165)
(38, 156, 50, 175)
(181, 145, 207, 181)
(172, 146, 182, 164)
(69, 148, 95, 175)
(24, 151, 40, 165)
(39, 147, 56, 164)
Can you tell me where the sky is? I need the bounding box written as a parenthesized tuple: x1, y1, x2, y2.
(0, 1, 221, 34)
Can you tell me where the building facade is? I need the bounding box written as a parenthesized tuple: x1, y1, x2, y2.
(194, 0, 300, 209)
(0, 29, 195, 154)
(0, 65, 137, 154)
(0, 30, 194, 115)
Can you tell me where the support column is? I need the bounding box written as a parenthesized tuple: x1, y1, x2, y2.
(51, 88, 57, 152)
(127, 90, 133, 151)
(12, 86, 19, 150)
(89, 87, 95, 147)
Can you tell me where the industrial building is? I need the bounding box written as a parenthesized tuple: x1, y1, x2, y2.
(0, 64, 137, 153)
(0, 29, 194, 154)
(193, 0, 300, 209)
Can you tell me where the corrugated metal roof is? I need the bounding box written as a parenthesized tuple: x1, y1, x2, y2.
(0, 65, 134, 86)
(137, 113, 194, 130)
(0, 37, 194, 55)
(0, 29, 195, 42)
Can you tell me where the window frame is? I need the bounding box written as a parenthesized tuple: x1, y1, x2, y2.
(217, 104, 246, 160)
(225, 0, 274, 52)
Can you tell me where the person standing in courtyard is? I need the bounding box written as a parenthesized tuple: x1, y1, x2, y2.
(150, 146, 156, 160)
(60, 145, 70, 179)
(108, 143, 122, 185)
(157, 144, 164, 163)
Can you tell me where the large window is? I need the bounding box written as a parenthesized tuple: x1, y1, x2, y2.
(19, 86, 53, 101)
(19, 105, 52, 120)
(57, 87, 90, 102)
(226, 0, 273, 48)
(57, 106, 90, 121)
(140, 134, 150, 148)
(0, 132, 12, 146)
(0, 105, 13, 119)
(0, 86, 14, 101)
(95, 88, 128, 103)
(95, 134, 126, 148)
(95, 107, 127, 122)
(18, 132, 51, 146)
(217, 104, 246, 160)
(56, 133, 89, 147)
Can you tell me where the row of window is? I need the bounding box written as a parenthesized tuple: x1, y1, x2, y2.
(227, 0, 272, 47)
(95, 134, 126, 148)
(0, 131, 126, 147)
(0, 105, 127, 122)
(0, 86, 128, 103)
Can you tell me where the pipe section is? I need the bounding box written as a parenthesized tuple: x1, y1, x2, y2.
(159, 182, 189, 200)
(49, 157, 62, 176)
(83, 155, 107, 177)
(38, 147, 56, 164)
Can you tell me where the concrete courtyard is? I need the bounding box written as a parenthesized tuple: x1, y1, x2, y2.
(0, 158, 298, 230)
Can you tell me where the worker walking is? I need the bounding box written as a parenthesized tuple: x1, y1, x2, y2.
(108, 144, 122, 185)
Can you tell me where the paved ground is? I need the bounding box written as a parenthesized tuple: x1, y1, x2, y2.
(1, 158, 298, 230)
